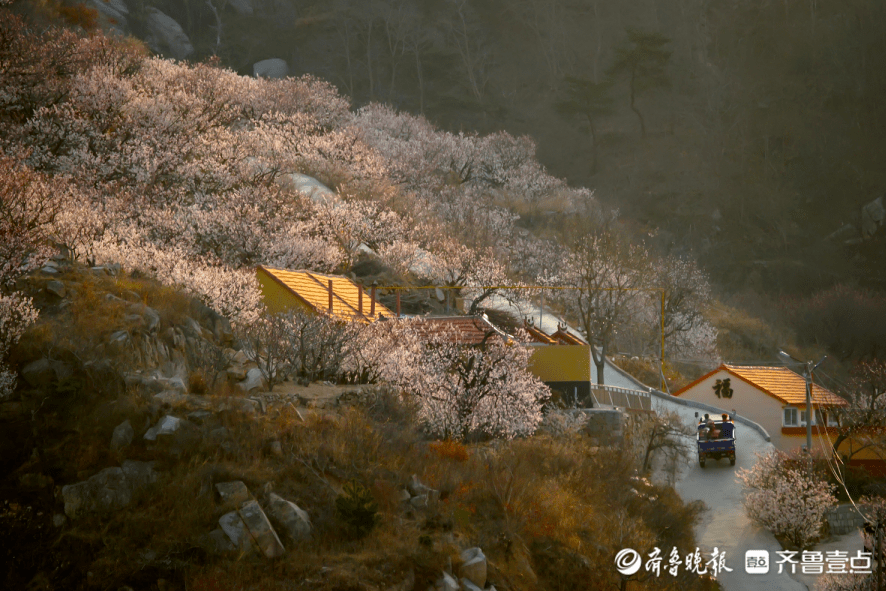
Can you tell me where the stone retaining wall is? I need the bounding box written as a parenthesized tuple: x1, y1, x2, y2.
(826, 504, 869, 536)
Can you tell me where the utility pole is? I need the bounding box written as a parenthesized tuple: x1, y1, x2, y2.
(778, 351, 826, 476)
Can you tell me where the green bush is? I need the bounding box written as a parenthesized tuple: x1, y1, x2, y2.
(335, 481, 380, 537)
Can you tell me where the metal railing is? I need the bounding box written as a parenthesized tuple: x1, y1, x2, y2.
(591, 385, 653, 411)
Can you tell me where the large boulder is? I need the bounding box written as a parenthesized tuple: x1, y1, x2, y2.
(459, 547, 487, 589)
(238, 368, 267, 393)
(266, 492, 311, 544)
(238, 500, 285, 558)
(62, 467, 131, 518)
(144, 8, 194, 60)
(219, 510, 257, 554)
(110, 420, 134, 451)
(60, 462, 157, 519)
(88, 0, 127, 34)
(21, 359, 55, 389)
(121, 460, 158, 489)
(144, 415, 200, 456)
(253, 58, 289, 79)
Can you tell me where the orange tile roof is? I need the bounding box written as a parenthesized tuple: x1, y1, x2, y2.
(523, 322, 558, 344)
(674, 364, 847, 407)
(411, 316, 509, 345)
(551, 328, 587, 345)
(258, 265, 394, 323)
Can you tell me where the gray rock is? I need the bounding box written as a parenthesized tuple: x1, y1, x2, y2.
(268, 440, 283, 457)
(460, 579, 482, 591)
(183, 316, 204, 338)
(213, 316, 234, 344)
(121, 460, 158, 489)
(253, 58, 289, 79)
(145, 8, 194, 60)
(187, 410, 213, 423)
(228, 0, 253, 15)
(53, 513, 66, 528)
(142, 306, 161, 333)
(219, 510, 257, 553)
(199, 528, 236, 555)
(144, 415, 183, 441)
(398, 489, 412, 503)
(46, 280, 66, 297)
(410, 494, 429, 508)
(226, 365, 248, 381)
(862, 196, 886, 237)
(146, 415, 200, 456)
(231, 350, 250, 365)
(407, 474, 432, 497)
(238, 367, 267, 393)
(437, 572, 459, 591)
(238, 500, 285, 558)
(21, 358, 55, 389)
(108, 330, 130, 354)
(266, 492, 311, 544)
(110, 420, 134, 451)
(62, 467, 131, 518)
(216, 481, 250, 506)
(459, 547, 487, 589)
(157, 376, 187, 394)
(40, 266, 58, 274)
(88, 0, 127, 32)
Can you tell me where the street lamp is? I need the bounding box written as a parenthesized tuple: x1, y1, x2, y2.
(777, 350, 827, 471)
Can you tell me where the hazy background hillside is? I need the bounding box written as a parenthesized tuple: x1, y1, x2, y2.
(115, 0, 886, 296)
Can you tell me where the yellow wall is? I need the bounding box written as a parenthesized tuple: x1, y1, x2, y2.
(677, 370, 790, 450)
(256, 268, 314, 315)
(528, 345, 591, 382)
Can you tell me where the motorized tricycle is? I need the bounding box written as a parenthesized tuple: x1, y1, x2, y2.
(695, 412, 736, 467)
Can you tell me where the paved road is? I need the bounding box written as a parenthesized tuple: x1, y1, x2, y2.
(650, 396, 808, 591)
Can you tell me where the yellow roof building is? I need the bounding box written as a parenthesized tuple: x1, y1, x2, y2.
(256, 265, 394, 322)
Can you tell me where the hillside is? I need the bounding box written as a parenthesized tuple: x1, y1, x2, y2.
(52, 0, 886, 296)
(1, 259, 715, 591)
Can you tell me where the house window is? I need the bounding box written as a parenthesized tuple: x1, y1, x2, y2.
(784, 407, 798, 426)
(815, 409, 837, 427)
(800, 410, 813, 425)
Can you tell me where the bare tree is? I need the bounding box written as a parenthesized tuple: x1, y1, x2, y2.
(443, 0, 489, 102)
(239, 313, 289, 392)
(631, 410, 694, 473)
(556, 226, 649, 385)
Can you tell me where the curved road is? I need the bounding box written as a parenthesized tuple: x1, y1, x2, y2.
(650, 396, 807, 591)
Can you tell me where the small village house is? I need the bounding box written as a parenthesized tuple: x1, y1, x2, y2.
(671, 364, 886, 472)
(256, 265, 394, 322)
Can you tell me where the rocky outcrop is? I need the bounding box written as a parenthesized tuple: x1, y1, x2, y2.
(110, 419, 134, 451)
(253, 58, 289, 79)
(61, 461, 157, 519)
(88, 0, 127, 35)
(144, 8, 194, 60)
(21, 358, 71, 389)
(219, 500, 285, 559)
(266, 492, 312, 543)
